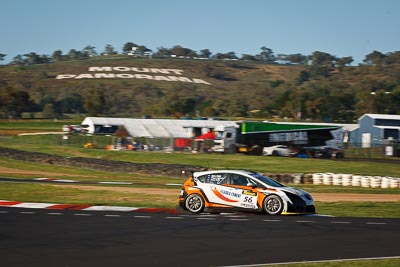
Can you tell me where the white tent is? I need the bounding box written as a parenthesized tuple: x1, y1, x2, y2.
(81, 117, 236, 138)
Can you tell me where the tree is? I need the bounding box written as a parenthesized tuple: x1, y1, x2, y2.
(241, 54, 257, 61)
(11, 55, 25, 65)
(0, 53, 6, 63)
(137, 45, 152, 55)
(68, 49, 83, 60)
(309, 51, 335, 77)
(336, 56, 353, 69)
(296, 70, 310, 85)
(83, 89, 106, 116)
(0, 87, 32, 118)
(160, 93, 197, 116)
(103, 44, 117, 55)
(285, 53, 308, 65)
(39, 95, 62, 117)
(23, 52, 42, 65)
(83, 45, 97, 57)
(310, 51, 335, 67)
(213, 51, 238, 60)
(122, 42, 138, 53)
(52, 50, 63, 62)
(170, 45, 197, 57)
(199, 49, 212, 58)
(258, 46, 275, 63)
(363, 50, 385, 66)
(153, 46, 171, 57)
(60, 93, 84, 114)
(384, 51, 400, 65)
(42, 103, 56, 118)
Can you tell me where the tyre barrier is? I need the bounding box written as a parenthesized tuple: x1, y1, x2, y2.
(312, 173, 323, 185)
(361, 176, 371, 188)
(313, 173, 400, 189)
(342, 174, 352, 186)
(322, 173, 333, 185)
(332, 173, 342, 186)
(265, 173, 399, 189)
(351, 175, 362, 187)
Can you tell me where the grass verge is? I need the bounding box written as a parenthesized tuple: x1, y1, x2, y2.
(0, 182, 399, 218)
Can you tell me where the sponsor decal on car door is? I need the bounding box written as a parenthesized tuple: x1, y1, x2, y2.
(206, 185, 258, 209)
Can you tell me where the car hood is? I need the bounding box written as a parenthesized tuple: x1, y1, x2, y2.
(279, 186, 311, 198)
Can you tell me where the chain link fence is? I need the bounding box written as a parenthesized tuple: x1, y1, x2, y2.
(1, 133, 399, 159)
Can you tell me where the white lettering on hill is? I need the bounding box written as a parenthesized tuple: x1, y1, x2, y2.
(56, 66, 211, 85)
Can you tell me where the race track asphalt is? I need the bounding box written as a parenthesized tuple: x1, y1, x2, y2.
(1, 207, 399, 267)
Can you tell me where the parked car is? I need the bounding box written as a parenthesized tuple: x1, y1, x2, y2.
(178, 170, 315, 215)
(302, 146, 345, 159)
(262, 145, 291, 156)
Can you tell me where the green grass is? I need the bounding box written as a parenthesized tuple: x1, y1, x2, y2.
(0, 156, 183, 184)
(315, 202, 400, 218)
(1, 136, 399, 177)
(0, 119, 81, 130)
(0, 183, 177, 208)
(0, 121, 399, 219)
(0, 182, 399, 218)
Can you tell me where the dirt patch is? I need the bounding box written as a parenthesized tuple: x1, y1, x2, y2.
(48, 184, 400, 202)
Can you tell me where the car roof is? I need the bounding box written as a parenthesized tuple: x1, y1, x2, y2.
(193, 170, 253, 176)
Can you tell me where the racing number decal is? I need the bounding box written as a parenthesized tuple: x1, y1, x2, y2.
(239, 190, 258, 209)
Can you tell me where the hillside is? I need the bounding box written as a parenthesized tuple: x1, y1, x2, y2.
(1, 55, 399, 122)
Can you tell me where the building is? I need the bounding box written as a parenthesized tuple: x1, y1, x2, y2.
(349, 114, 400, 148)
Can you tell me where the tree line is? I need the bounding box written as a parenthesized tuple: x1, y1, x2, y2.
(2, 42, 400, 67)
(1, 42, 400, 122)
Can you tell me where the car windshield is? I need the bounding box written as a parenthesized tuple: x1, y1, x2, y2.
(215, 132, 223, 139)
(249, 172, 285, 187)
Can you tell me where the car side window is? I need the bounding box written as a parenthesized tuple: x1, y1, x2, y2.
(198, 173, 228, 185)
(230, 174, 249, 186)
(247, 178, 260, 187)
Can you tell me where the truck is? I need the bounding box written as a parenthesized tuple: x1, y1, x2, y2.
(211, 121, 343, 156)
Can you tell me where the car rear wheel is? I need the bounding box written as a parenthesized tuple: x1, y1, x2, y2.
(185, 194, 205, 214)
(263, 194, 284, 215)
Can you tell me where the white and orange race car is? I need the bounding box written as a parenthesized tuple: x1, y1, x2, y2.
(178, 170, 315, 215)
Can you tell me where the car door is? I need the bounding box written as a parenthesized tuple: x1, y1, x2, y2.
(226, 173, 259, 209)
(202, 173, 258, 209)
(198, 172, 241, 206)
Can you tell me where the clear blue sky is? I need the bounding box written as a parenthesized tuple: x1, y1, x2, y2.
(1, 0, 399, 64)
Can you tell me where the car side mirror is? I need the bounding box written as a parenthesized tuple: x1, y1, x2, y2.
(246, 183, 257, 188)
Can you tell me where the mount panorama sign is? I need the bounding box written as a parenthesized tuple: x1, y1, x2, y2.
(56, 66, 211, 85)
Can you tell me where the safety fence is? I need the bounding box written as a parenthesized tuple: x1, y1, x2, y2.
(1, 134, 400, 160)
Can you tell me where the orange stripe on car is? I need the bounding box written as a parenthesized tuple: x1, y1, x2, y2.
(212, 187, 239, 203)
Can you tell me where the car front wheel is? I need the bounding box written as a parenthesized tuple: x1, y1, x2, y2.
(185, 194, 205, 214)
(263, 194, 284, 215)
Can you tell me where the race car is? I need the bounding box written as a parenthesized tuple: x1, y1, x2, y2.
(178, 170, 315, 215)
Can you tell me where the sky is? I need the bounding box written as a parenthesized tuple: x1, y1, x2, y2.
(1, 0, 399, 64)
